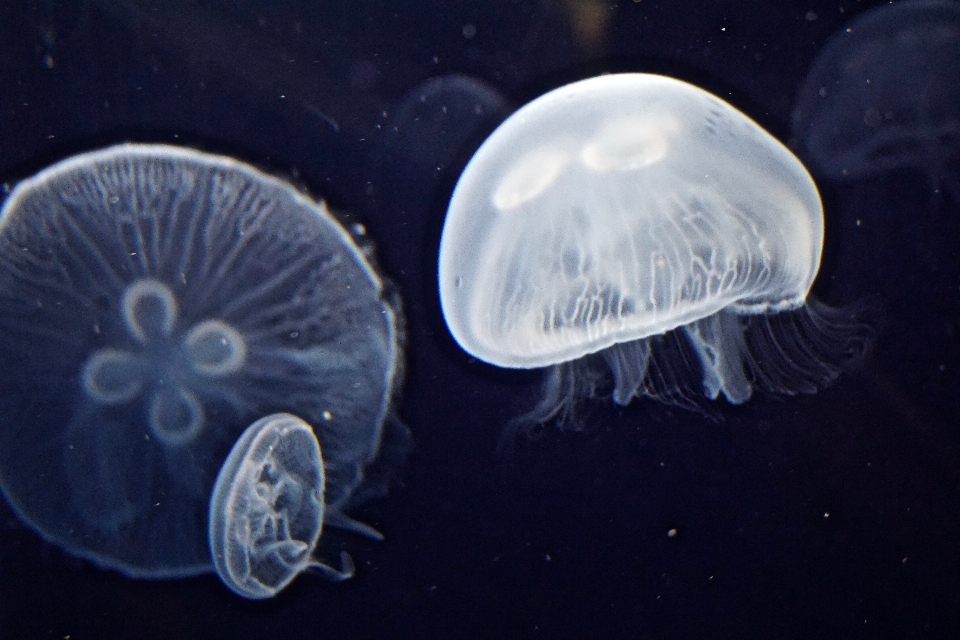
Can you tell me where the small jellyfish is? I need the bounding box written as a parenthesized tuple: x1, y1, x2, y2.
(438, 73, 873, 434)
(381, 74, 509, 170)
(791, 0, 960, 200)
(0, 144, 402, 577)
(209, 413, 354, 599)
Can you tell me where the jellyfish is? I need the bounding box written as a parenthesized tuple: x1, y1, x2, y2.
(438, 73, 874, 434)
(209, 413, 355, 599)
(382, 74, 509, 169)
(791, 0, 960, 202)
(0, 144, 402, 578)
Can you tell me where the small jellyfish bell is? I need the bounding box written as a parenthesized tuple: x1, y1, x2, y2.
(209, 413, 355, 599)
(0, 144, 402, 578)
(791, 0, 960, 203)
(438, 73, 874, 436)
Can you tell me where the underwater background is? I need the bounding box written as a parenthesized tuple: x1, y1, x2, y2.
(1, 0, 959, 638)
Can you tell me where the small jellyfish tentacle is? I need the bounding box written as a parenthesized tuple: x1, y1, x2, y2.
(743, 296, 879, 395)
(307, 550, 355, 582)
(496, 360, 598, 455)
(323, 507, 384, 541)
(601, 338, 652, 405)
(265, 539, 310, 566)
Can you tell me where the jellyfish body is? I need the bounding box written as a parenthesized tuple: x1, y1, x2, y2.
(439, 73, 871, 424)
(791, 0, 960, 193)
(0, 144, 400, 577)
(209, 413, 354, 599)
(383, 74, 509, 169)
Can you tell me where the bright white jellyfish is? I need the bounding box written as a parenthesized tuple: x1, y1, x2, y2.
(209, 413, 355, 599)
(0, 144, 402, 578)
(438, 73, 874, 438)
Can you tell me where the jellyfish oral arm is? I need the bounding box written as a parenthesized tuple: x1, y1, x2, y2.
(323, 507, 384, 541)
(307, 550, 355, 582)
(682, 310, 752, 404)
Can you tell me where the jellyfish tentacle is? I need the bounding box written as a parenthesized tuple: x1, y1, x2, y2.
(307, 551, 355, 582)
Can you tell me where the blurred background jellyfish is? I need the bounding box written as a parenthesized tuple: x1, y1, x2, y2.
(380, 74, 509, 171)
(791, 0, 960, 203)
(209, 413, 354, 600)
(438, 73, 875, 438)
(0, 143, 403, 578)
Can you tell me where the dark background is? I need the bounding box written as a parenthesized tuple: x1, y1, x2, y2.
(1, 1, 959, 638)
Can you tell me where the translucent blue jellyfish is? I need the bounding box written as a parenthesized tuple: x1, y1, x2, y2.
(384, 74, 508, 169)
(791, 0, 960, 201)
(438, 73, 874, 434)
(0, 144, 401, 578)
(209, 413, 354, 599)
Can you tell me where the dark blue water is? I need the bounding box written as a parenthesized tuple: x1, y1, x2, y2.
(1, 1, 959, 638)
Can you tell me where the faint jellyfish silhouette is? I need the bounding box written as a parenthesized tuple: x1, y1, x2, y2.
(209, 413, 354, 599)
(791, 0, 960, 202)
(0, 144, 402, 577)
(383, 74, 508, 169)
(438, 73, 874, 439)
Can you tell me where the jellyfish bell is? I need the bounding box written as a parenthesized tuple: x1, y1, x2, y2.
(791, 0, 960, 202)
(209, 413, 356, 600)
(0, 143, 402, 578)
(438, 73, 874, 434)
(383, 74, 509, 169)
(441, 73, 823, 371)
